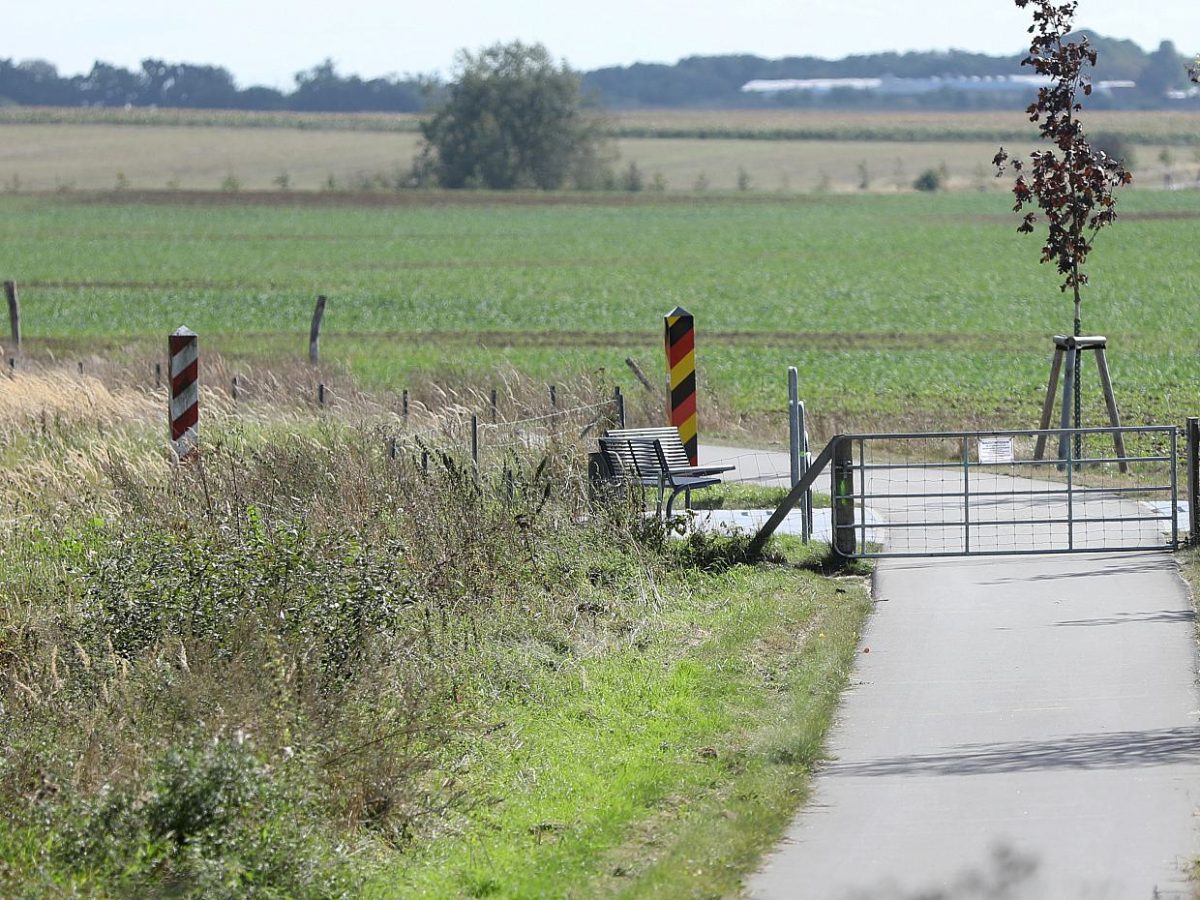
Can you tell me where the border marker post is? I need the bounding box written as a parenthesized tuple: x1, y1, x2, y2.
(168, 326, 199, 460)
(664, 306, 698, 465)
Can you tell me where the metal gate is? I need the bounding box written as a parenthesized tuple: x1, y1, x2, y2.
(830, 426, 1179, 558)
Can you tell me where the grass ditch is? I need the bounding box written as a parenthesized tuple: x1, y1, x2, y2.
(0, 370, 872, 897)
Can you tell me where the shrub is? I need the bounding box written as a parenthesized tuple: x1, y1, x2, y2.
(1091, 132, 1136, 169)
(55, 738, 355, 898)
(913, 168, 943, 192)
(622, 160, 644, 192)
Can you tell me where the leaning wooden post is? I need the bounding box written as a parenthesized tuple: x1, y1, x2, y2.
(664, 306, 698, 465)
(625, 356, 655, 394)
(4, 281, 20, 355)
(832, 437, 857, 556)
(1092, 340, 1128, 473)
(309, 294, 327, 365)
(168, 327, 199, 460)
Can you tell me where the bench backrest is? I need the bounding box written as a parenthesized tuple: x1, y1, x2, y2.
(603, 427, 691, 471)
(598, 436, 673, 483)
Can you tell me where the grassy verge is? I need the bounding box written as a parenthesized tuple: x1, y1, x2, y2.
(371, 538, 871, 898)
(0, 370, 871, 898)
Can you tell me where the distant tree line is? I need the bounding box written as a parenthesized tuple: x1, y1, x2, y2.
(0, 32, 1194, 114)
(583, 33, 1195, 109)
(0, 58, 434, 112)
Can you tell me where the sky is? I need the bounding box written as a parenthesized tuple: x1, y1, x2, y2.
(8, 0, 1199, 88)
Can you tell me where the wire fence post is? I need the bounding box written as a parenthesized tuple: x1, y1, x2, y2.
(471, 414, 479, 467)
(4, 281, 20, 355)
(402, 389, 409, 424)
(309, 294, 326, 365)
(490, 388, 498, 424)
(231, 374, 240, 401)
(613, 386, 625, 429)
(318, 383, 326, 407)
(155, 361, 162, 389)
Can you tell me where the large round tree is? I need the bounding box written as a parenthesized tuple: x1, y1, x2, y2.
(419, 42, 601, 190)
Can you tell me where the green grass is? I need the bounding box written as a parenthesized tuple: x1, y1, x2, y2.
(690, 482, 830, 510)
(4, 190, 1200, 437)
(368, 539, 871, 898)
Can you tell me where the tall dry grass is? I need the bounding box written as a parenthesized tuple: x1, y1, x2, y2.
(0, 357, 727, 893)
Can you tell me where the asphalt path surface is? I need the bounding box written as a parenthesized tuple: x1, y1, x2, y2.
(697, 444, 1200, 899)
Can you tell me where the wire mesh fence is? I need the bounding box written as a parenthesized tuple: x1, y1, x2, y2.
(832, 426, 1179, 558)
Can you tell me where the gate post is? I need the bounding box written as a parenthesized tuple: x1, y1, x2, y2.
(833, 437, 857, 556)
(788, 367, 801, 486)
(1187, 417, 1200, 540)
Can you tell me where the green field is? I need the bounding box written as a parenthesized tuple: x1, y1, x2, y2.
(4, 189, 1200, 438)
(5, 121, 1200, 896)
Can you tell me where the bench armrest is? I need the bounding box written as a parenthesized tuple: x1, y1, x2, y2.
(671, 465, 736, 476)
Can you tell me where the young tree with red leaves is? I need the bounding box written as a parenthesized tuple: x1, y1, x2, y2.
(994, 0, 1131, 439)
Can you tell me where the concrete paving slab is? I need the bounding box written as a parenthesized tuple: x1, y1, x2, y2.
(750, 551, 1200, 899)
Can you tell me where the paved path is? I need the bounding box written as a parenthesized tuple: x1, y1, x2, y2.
(696, 445, 1200, 899)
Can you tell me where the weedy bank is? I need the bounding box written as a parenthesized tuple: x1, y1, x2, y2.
(0, 366, 870, 897)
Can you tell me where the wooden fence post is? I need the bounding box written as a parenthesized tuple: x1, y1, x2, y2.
(4, 281, 19, 354)
(309, 295, 327, 365)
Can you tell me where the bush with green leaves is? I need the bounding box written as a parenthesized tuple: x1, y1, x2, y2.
(418, 41, 603, 190)
(913, 168, 943, 192)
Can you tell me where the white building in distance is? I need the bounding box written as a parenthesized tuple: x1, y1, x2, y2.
(741, 74, 1136, 95)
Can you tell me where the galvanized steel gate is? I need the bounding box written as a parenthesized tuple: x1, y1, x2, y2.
(828, 426, 1180, 559)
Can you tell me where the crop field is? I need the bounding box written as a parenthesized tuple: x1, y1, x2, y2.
(4, 107, 1200, 192)
(3, 188, 1200, 439)
(7, 105, 1200, 142)
(4, 125, 1200, 896)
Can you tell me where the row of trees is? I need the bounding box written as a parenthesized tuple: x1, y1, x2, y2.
(3, 35, 1194, 114)
(0, 58, 430, 112)
(584, 35, 1195, 109)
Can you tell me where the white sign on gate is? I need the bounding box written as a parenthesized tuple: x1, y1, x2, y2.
(978, 436, 1016, 465)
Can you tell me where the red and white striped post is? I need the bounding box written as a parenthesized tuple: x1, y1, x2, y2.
(168, 326, 199, 459)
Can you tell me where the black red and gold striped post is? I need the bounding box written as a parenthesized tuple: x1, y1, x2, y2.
(664, 306, 698, 465)
(169, 326, 199, 460)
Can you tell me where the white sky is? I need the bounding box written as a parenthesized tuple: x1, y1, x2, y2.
(8, 0, 1199, 89)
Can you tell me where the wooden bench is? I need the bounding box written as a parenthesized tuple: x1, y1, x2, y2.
(597, 435, 726, 517)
